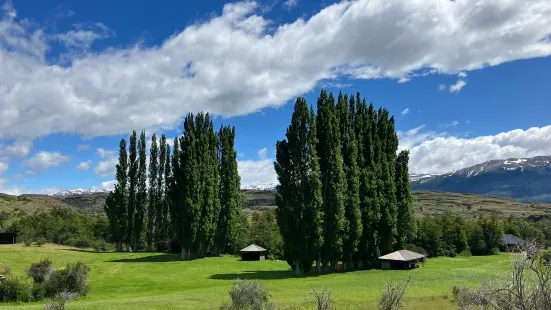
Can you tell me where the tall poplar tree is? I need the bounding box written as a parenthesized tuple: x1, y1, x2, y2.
(134, 130, 147, 251)
(336, 93, 362, 270)
(275, 98, 323, 274)
(164, 141, 172, 252)
(395, 150, 416, 249)
(316, 90, 346, 271)
(127, 131, 138, 252)
(216, 125, 242, 254)
(156, 134, 167, 251)
(147, 134, 158, 252)
(104, 138, 128, 252)
(376, 109, 398, 254)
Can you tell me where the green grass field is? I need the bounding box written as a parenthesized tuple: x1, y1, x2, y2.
(0, 244, 514, 309)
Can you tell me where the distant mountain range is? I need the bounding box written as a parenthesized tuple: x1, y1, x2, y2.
(410, 155, 551, 203)
(49, 155, 551, 203)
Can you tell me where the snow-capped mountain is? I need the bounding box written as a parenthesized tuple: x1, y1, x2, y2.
(50, 188, 110, 197)
(411, 155, 551, 203)
(242, 182, 278, 191)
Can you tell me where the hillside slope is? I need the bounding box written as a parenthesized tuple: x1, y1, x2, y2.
(0, 194, 77, 225)
(411, 156, 551, 203)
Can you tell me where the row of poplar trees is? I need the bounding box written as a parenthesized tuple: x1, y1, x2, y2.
(104, 112, 242, 259)
(275, 90, 416, 274)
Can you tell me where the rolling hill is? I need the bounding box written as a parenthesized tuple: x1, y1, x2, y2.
(410, 155, 551, 203)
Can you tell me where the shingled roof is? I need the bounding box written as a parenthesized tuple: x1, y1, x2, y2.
(379, 250, 426, 261)
(502, 234, 526, 245)
(240, 244, 267, 252)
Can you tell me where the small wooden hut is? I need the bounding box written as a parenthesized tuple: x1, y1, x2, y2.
(240, 244, 266, 261)
(378, 250, 426, 270)
(501, 234, 527, 252)
(0, 232, 16, 244)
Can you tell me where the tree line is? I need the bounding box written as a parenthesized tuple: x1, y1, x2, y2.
(104, 112, 242, 259)
(274, 90, 416, 274)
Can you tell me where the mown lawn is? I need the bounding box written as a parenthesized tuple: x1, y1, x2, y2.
(0, 244, 513, 309)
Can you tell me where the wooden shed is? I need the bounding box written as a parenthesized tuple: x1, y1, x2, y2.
(501, 234, 527, 252)
(378, 250, 426, 270)
(240, 244, 266, 261)
(0, 232, 16, 244)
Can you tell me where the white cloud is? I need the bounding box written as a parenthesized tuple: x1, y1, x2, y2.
(94, 148, 117, 177)
(0, 0, 549, 140)
(404, 124, 551, 174)
(91, 179, 116, 191)
(449, 80, 467, 93)
(76, 160, 92, 171)
(257, 147, 268, 160)
(0, 138, 32, 158)
(401, 108, 410, 116)
(238, 159, 276, 187)
(458, 71, 467, 78)
(77, 144, 90, 151)
(0, 158, 8, 175)
(283, 0, 298, 9)
(22, 151, 70, 172)
(55, 23, 112, 50)
(440, 120, 459, 128)
(438, 84, 447, 91)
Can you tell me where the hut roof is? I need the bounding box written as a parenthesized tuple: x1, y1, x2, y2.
(378, 250, 426, 262)
(503, 234, 526, 245)
(240, 244, 266, 252)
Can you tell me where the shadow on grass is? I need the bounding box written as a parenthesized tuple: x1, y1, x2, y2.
(107, 254, 182, 263)
(210, 270, 324, 280)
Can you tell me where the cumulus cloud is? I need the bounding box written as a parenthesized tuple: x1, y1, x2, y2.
(22, 151, 71, 172)
(238, 159, 276, 187)
(449, 80, 467, 93)
(55, 23, 112, 50)
(94, 148, 117, 177)
(76, 160, 92, 171)
(401, 108, 409, 116)
(77, 144, 90, 151)
(257, 147, 268, 160)
(91, 179, 116, 191)
(0, 158, 7, 175)
(405, 125, 551, 174)
(0, 139, 33, 157)
(0, 0, 549, 139)
(458, 71, 467, 78)
(438, 84, 447, 91)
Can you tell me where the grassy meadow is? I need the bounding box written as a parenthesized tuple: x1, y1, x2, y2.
(0, 244, 515, 310)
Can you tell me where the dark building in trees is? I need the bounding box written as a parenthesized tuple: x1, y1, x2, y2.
(501, 234, 526, 252)
(240, 244, 266, 261)
(0, 232, 16, 244)
(378, 250, 426, 270)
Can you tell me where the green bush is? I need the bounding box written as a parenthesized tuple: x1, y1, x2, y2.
(458, 249, 472, 257)
(36, 238, 47, 247)
(222, 280, 271, 310)
(0, 277, 33, 302)
(26, 259, 54, 283)
(71, 238, 92, 249)
(32, 282, 46, 301)
(24, 240, 32, 246)
(44, 261, 90, 298)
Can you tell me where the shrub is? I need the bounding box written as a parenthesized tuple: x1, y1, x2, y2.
(222, 279, 271, 310)
(458, 249, 472, 257)
(0, 277, 33, 302)
(93, 239, 109, 252)
(32, 283, 47, 301)
(307, 287, 335, 310)
(36, 238, 47, 247)
(26, 259, 54, 283)
(379, 277, 411, 310)
(0, 263, 11, 276)
(24, 240, 32, 246)
(72, 238, 92, 249)
(44, 261, 90, 298)
(43, 291, 79, 310)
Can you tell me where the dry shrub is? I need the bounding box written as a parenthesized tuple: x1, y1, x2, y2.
(307, 287, 335, 310)
(45, 261, 90, 298)
(452, 241, 551, 310)
(43, 291, 79, 310)
(379, 277, 411, 310)
(26, 259, 54, 283)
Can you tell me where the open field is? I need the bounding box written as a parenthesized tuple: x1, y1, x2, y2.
(0, 244, 515, 310)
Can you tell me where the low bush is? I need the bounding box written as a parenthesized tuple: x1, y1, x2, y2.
(379, 277, 411, 310)
(36, 238, 47, 247)
(44, 261, 90, 298)
(44, 291, 79, 310)
(0, 263, 11, 276)
(307, 287, 335, 310)
(0, 277, 33, 302)
(26, 259, 54, 283)
(221, 279, 271, 310)
(32, 282, 46, 301)
(24, 240, 32, 246)
(457, 249, 472, 257)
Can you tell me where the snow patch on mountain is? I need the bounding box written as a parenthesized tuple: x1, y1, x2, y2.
(50, 188, 110, 196)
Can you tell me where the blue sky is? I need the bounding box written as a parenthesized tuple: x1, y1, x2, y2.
(0, 0, 550, 194)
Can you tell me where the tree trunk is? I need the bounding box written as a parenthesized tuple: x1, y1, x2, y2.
(181, 246, 186, 260)
(316, 256, 321, 273)
(295, 259, 301, 275)
(116, 240, 122, 252)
